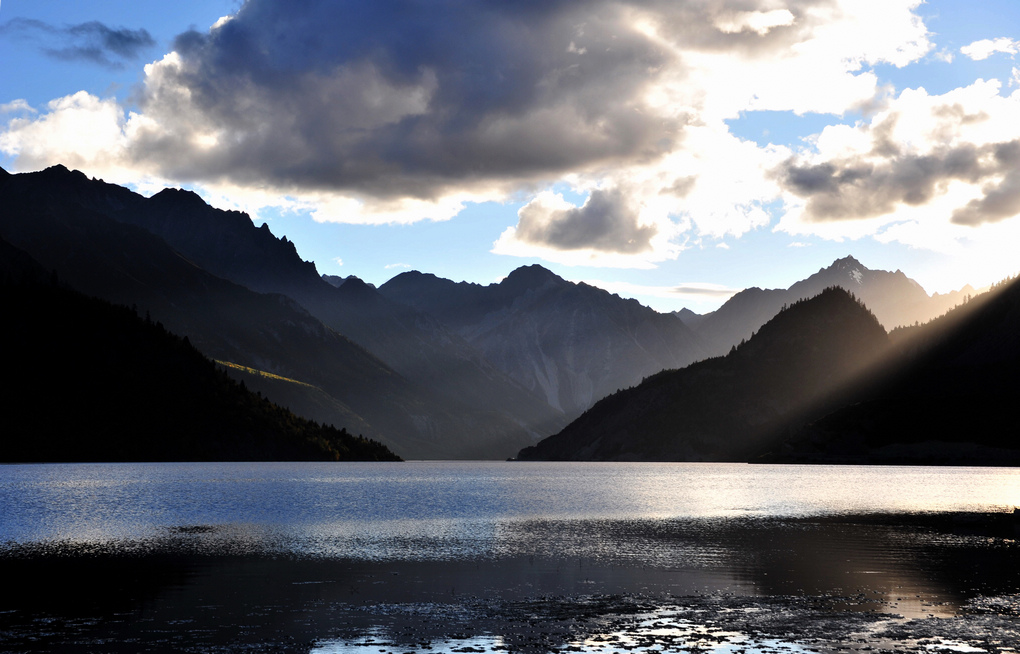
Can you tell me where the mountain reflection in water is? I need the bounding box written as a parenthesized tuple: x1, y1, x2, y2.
(2, 462, 1019, 653)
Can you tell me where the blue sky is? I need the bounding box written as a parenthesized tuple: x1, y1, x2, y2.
(3, 0, 1020, 313)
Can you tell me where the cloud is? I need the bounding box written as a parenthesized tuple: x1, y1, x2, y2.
(714, 9, 796, 36)
(776, 81, 1020, 227)
(771, 79, 1020, 289)
(384, 263, 411, 270)
(961, 37, 1020, 61)
(511, 188, 657, 254)
(2, 0, 935, 264)
(0, 92, 133, 172)
(779, 140, 1013, 222)
(0, 18, 155, 68)
(0, 100, 35, 114)
(578, 278, 739, 302)
(670, 283, 739, 297)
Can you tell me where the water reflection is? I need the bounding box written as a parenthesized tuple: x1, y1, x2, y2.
(3, 462, 1019, 548)
(311, 615, 819, 654)
(2, 462, 1020, 652)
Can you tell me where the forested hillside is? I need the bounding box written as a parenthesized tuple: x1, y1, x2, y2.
(0, 247, 399, 462)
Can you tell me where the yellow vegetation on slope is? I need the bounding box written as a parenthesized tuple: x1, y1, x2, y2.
(215, 361, 319, 389)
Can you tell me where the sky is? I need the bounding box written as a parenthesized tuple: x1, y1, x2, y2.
(3, 0, 1020, 313)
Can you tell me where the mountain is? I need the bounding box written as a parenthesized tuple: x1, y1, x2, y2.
(672, 307, 707, 330)
(517, 287, 890, 461)
(682, 256, 972, 357)
(379, 265, 708, 419)
(0, 165, 562, 459)
(769, 276, 1020, 465)
(0, 166, 445, 459)
(0, 254, 399, 462)
(72, 168, 565, 458)
(322, 274, 359, 288)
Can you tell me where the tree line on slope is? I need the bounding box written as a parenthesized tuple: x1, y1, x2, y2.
(0, 260, 400, 462)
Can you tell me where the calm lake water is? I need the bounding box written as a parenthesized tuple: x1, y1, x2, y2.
(3, 462, 1020, 653)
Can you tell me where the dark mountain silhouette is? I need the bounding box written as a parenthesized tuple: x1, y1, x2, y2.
(46, 166, 563, 458)
(0, 166, 442, 458)
(379, 265, 708, 420)
(680, 256, 973, 357)
(0, 247, 399, 462)
(0, 165, 562, 459)
(770, 276, 1020, 465)
(322, 274, 358, 288)
(6, 164, 1006, 465)
(517, 288, 890, 461)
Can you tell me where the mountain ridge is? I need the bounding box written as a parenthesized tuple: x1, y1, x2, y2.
(2, 163, 1003, 464)
(0, 248, 400, 463)
(380, 265, 708, 418)
(517, 287, 891, 461)
(680, 255, 973, 357)
(768, 275, 1020, 464)
(0, 165, 562, 459)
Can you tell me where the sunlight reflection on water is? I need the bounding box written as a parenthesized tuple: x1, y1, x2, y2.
(1, 462, 1019, 554)
(3, 462, 1020, 653)
(310, 608, 816, 654)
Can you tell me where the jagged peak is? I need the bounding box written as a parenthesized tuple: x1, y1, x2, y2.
(150, 186, 208, 209)
(391, 269, 436, 282)
(321, 274, 347, 288)
(40, 163, 88, 182)
(502, 264, 564, 290)
(337, 275, 376, 291)
(827, 255, 866, 271)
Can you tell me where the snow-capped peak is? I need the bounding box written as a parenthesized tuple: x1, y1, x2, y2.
(849, 268, 863, 285)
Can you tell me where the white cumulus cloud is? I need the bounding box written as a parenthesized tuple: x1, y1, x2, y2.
(961, 37, 1020, 61)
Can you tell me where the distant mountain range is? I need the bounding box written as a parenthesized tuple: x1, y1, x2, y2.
(0, 164, 1004, 463)
(379, 266, 707, 419)
(518, 287, 891, 461)
(0, 165, 564, 460)
(678, 256, 973, 357)
(520, 277, 1020, 465)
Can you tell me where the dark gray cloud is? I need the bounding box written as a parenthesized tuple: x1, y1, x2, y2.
(122, 0, 829, 201)
(951, 141, 1020, 225)
(779, 134, 1020, 225)
(0, 18, 155, 68)
(515, 188, 657, 253)
(777, 103, 1020, 227)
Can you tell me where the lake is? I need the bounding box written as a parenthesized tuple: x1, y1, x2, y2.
(2, 462, 1020, 653)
